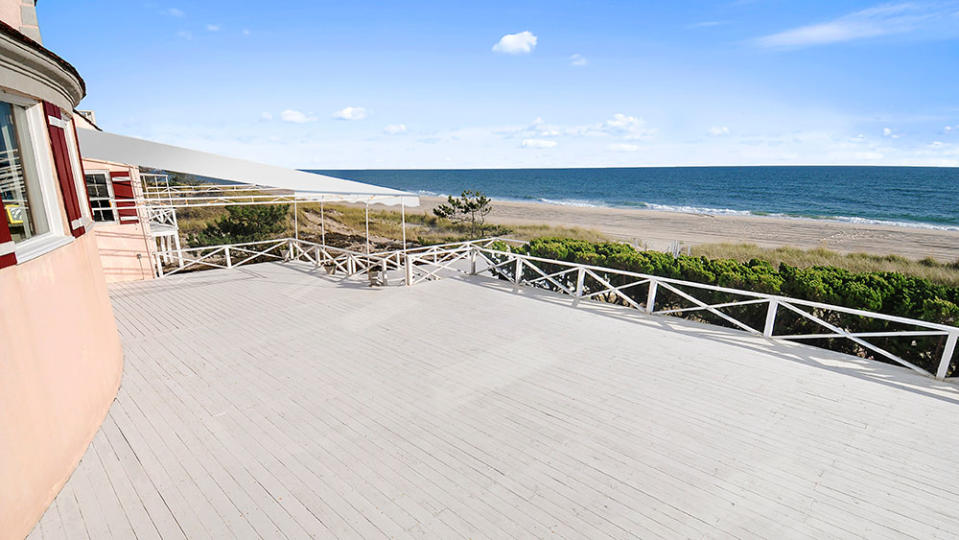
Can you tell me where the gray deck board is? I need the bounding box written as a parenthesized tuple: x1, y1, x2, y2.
(27, 261, 959, 538)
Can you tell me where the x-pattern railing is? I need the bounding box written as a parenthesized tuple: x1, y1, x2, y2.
(470, 246, 959, 380)
(152, 236, 959, 379)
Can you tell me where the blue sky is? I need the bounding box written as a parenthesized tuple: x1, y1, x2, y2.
(40, 1, 959, 168)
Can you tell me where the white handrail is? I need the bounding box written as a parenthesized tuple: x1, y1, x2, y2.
(151, 236, 959, 380)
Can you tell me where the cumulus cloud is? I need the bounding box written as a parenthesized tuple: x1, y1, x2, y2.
(333, 107, 368, 120)
(166, 7, 185, 17)
(754, 3, 954, 49)
(569, 54, 588, 67)
(609, 143, 640, 152)
(708, 126, 731, 136)
(280, 109, 317, 123)
(522, 138, 557, 149)
(883, 127, 900, 138)
(492, 31, 538, 54)
(384, 124, 407, 135)
(206, 24, 220, 32)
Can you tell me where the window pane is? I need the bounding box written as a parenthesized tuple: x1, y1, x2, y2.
(0, 101, 48, 242)
(85, 172, 116, 222)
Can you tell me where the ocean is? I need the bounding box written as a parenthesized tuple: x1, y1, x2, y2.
(309, 166, 959, 231)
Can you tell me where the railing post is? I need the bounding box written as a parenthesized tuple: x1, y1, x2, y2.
(936, 333, 958, 380)
(645, 280, 657, 313)
(514, 257, 523, 289)
(764, 300, 779, 337)
(469, 248, 477, 275)
(154, 251, 164, 278)
(575, 267, 585, 297)
(225, 246, 232, 269)
(313, 246, 320, 268)
(405, 254, 413, 286)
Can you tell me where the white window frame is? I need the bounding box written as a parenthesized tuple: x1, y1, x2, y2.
(0, 90, 73, 263)
(84, 169, 118, 223)
(62, 114, 93, 228)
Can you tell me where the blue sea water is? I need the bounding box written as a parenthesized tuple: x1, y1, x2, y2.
(308, 167, 959, 231)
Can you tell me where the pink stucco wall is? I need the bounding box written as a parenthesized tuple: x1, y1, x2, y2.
(94, 222, 155, 282)
(0, 1, 22, 30)
(0, 233, 124, 539)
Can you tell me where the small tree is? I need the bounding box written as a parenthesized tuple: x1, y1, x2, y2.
(189, 204, 289, 247)
(433, 190, 493, 238)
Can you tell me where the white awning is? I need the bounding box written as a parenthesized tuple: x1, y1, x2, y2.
(77, 129, 419, 207)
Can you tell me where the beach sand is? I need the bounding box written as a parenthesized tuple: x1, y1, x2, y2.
(418, 196, 959, 261)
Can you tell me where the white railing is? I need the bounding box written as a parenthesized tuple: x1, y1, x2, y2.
(152, 237, 959, 380)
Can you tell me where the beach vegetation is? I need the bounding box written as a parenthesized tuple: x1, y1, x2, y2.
(188, 204, 289, 247)
(432, 190, 493, 238)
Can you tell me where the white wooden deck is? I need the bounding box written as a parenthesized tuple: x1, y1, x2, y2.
(28, 262, 959, 539)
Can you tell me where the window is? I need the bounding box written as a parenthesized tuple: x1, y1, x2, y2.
(0, 101, 48, 242)
(85, 172, 117, 222)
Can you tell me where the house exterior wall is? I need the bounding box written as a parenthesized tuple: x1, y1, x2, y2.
(0, 233, 122, 538)
(0, 12, 124, 539)
(83, 159, 156, 282)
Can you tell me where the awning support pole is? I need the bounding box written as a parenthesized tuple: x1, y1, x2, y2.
(365, 202, 371, 255)
(401, 201, 407, 251)
(320, 199, 326, 249)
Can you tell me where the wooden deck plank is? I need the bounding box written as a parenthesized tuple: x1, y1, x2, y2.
(27, 262, 959, 539)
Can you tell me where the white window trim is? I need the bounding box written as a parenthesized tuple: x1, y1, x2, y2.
(7, 99, 74, 261)
(62, 114, 93, 227)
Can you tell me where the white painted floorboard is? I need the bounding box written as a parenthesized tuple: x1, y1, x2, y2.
(28, 262, 959, 539)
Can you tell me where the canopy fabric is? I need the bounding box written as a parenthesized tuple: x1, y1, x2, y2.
(77, 129, 419, 207)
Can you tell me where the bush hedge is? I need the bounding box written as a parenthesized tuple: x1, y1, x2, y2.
(489, 238, 959, 375)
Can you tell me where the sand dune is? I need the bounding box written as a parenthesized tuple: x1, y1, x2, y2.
(418, 196, 959, 262)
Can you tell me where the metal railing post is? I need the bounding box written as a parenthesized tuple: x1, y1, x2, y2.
(936, 333, 958, 380)
(225, 246, 232, 269)
(645, 280, 657, 313)
(764, 300, 779, 337)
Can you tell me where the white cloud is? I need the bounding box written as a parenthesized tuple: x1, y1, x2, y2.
(601, 113, 656, 140)
(883, 127, 900, 138)
(754, 3, 952, 49)
(384, 124, 407, 135)
(176, 30, 192, 40)
(206, 24, 220, 32)
(522, 139, 557, 149)
(708, 126, 731, 136)
(166, 7, 185, 17)
(280, 109, 317, 123)
(569, 54, 588, 67)
(609, 143, 640, 152)
(492, 31, 538, 54)
(333, 107, 368, 120)
(688, 21, 725, 29)
(242, 29, 251, 36)
(260, 112, 273, 121)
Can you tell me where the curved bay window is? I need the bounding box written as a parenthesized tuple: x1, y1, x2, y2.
(0, 101, 48, 242)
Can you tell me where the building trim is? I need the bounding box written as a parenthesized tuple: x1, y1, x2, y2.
(0, 19, 85, 110)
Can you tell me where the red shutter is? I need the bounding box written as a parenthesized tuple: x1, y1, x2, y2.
(0, 196, 17, 268)
(43, 101, 85, 237)
(71, 120, 94, 218)
(110, 173, 139, 223)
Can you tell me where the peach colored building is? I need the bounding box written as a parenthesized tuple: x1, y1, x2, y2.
(0, 2, 124, 538)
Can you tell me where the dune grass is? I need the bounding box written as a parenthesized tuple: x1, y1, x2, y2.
(691, 243, 959, 286)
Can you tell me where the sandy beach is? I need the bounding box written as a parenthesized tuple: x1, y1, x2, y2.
(418, 196, 959, 262)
